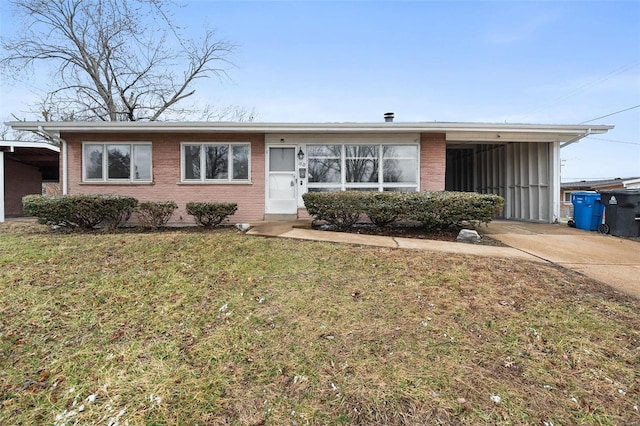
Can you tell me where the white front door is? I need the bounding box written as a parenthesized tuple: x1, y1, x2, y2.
(266, 146, 297, 214)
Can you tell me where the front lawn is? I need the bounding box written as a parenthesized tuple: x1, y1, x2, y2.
(0, 223, 638, 425)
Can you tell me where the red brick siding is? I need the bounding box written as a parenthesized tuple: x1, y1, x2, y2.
(420, 133, 446, 191)
(297, 207, 312, 220)
(4, 158, 42, 217)
(62, 132, 266, 223)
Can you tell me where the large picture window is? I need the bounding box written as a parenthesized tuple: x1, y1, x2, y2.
(182, 143, 250, 182)
(83, 143, 152, 182)
(308, 143, 418, 192)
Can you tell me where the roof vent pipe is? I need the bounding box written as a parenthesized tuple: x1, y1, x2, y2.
(384, 112, 394, 122)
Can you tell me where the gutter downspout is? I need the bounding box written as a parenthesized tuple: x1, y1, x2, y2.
(560, 128, 592, 149)
(38, 126, 68, 195)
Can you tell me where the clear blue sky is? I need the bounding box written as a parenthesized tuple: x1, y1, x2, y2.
(1, 0, 639, 182)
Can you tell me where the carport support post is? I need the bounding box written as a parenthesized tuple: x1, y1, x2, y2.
(551, 141, 561, 222)
(0, 151, 5, 222)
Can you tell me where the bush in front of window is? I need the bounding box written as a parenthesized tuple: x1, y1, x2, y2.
(135, 201, 178, 229)
(186, 202, 238, 227)
(405, 192, 505, 230)
(302, 191, 505, 231)
(302, 191, 364, 230)
(23, 194, 138, 230)
(359, 192, 408, 228)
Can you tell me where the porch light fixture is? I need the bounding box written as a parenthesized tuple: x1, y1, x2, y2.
(297, 148, 304, 160)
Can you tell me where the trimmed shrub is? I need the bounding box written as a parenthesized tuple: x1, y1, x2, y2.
(302, 190, 505, 231)
(405, 191, 505, 230)
(136, 201, 178, 228)
(302, 191, 364, 230)
(186, 202, 238, 227)
(360, 192, 408, 228)
(100, 195, 138, 230)
(22, 194, 138, 230)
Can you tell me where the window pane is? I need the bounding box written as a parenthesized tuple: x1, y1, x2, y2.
(383, 145, 417, 183)
(345, 145, 378, 183)
(232, 145, 249, 180)
(84, 144, 103, 179)
(206, 145, 229, 179)
(383, 159, 416, 183)
(383, 187, 417, 192)
(308, 145, 341, 158)
(345, 187, 379, 192)
(383, 145, 417, 158)
(309, 159, 341, 183)
(184, 145, 201, 180)
(308, 145, 341, 183)
(107, 145, 130, 179)
(133, 145, 152, 181)
(308, 187, 341, 193)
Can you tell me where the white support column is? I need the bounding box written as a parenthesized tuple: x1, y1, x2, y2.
(61, 140, 68, 195)
(550, 141, 561, 223)
(0, 151, 5, 222)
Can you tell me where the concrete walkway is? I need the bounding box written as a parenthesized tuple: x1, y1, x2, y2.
(247, 220, 543, 261)
(247, 220, 640, 299)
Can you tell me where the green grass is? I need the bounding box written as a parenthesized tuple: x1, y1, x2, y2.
(0, 222, 639, 425)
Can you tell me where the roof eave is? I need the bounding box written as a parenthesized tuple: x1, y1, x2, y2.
(5, 121, 614, 136)
(0, 140, 60, 153)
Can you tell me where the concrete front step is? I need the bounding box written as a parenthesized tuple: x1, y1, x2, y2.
(263, 214, 299, 222)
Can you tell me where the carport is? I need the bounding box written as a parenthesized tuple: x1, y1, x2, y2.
(1, 141, 60, 222)
(444, 124, 612, 223)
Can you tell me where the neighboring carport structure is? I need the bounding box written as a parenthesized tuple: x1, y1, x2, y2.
(1, 141, 60, 222)
(444, 124, 613, 223)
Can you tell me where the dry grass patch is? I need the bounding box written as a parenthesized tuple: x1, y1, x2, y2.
(0, 223, 638, 425)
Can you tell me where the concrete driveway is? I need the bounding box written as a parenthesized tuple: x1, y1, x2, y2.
(480, 221, 640, 298)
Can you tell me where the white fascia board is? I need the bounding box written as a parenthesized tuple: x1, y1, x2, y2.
(446, 131, 599, 144)
(5, 121, 614, 136)
(0, 140, 60, 152)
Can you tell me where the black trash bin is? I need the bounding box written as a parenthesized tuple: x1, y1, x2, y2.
(597, 190, 640, 238)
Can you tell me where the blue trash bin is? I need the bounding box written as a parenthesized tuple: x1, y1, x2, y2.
(571, 191, 604, 231)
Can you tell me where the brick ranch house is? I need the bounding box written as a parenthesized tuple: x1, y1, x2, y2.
(5, 120, 612, 224)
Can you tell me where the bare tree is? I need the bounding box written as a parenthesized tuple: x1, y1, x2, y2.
(1, 0, 238, 121)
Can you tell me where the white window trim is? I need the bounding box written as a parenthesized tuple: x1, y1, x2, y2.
(180, 142, 251, 183)
(307, 143, 420, 192)
(82, 142, 153, 183)
(563, 191, 574, 203)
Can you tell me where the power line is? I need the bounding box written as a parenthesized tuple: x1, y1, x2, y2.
(580, 104, 640, 124)
(525, 59, 640, 115)
(585, 136, 640, 146)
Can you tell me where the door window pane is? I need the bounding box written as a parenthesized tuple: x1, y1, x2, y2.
(107, 144, 131, 179)
(84, 144, 103, 179)
(269, 147, 295, 172)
